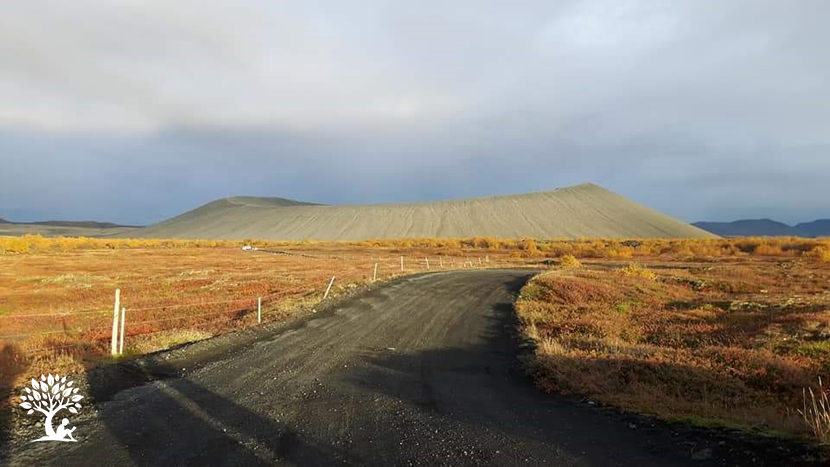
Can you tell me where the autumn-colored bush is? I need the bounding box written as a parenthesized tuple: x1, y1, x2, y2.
(755, 243, 785, 256)
(809, 246, 830, 263)
(520, 238, 541, 257)
(618, 263, 657, 281)
(0, 234, 246, 254)
(5, 235, 830, 263)
(559, 255, 582, 268)
(460, 236, 503, 249)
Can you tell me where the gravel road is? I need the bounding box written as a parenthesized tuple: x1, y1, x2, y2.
(7, 270, 816, 465)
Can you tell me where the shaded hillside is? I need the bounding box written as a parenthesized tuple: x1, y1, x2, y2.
(795, 219, 830, 237)
(0, 219, 138, 229)
(130, 184, 714, 240)
(693, 219, 830, 237)
(692, 219, 802, 237)
(25, 220, 136, 228)
(0, 218, 139, 237)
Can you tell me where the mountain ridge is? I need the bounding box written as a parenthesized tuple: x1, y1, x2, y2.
(0, 218, 139, 238)
(693, 219, 830, 237)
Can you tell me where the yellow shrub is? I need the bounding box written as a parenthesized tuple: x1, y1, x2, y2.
(809, 247, 830, 263)
(755, 244, 784, 256)
(520, 238, 541, 257)
(3, 235, 827, 261)
(464, 236, 502, 249)
(604, 246, 634, 259)
(0, 235, 245, 254)
(560, 255, 582, 268)
(618, 263, 658, 281)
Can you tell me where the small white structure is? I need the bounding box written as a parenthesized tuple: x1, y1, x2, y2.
(242, 245, 254, 251)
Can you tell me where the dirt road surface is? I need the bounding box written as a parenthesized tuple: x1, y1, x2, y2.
(7, 270, 813, 465)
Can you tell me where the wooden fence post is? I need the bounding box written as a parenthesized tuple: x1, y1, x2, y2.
(425, 257, 429, 270)
(439, 256, 443, 268)
(323, 276, 336, 300)
(111, 289, 120, 356)
(373, 263, 378, 282)
(258, 297, 262, 323)
(118, 307, 126, 355)
(400, 256, 404, 272)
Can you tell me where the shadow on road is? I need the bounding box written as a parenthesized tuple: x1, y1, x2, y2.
(0, 344, 28, 464)
(78, 364, 354, 466)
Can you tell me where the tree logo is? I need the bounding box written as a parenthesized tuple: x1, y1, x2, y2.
(18, 374, 83, 442)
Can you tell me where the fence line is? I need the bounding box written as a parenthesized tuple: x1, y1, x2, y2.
(18, 312, 262, 357)
(0, 308, 112, 319)
(126, 296, 258, 313)
(128, 306, 254, 326)
(0, 296, 267, 321)
(0, 325, 111, 340)
(0, 290, 298, 320)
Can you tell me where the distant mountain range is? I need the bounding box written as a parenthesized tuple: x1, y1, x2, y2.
(0, 218, 139, 237)
(0, 218, 136, 228)
(693, 219, 830, 237)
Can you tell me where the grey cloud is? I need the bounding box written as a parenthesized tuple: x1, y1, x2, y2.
(1, 0, 828, 225)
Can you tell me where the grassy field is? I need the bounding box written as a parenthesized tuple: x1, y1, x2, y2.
(3, 234, 830, 443)
(516, 255, 830, 443)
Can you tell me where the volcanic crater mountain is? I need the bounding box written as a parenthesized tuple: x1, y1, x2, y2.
(130, 183, 713, 240)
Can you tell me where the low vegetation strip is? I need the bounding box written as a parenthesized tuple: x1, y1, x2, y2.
(516, 257, 830, 443)
(3, 234, 830, 260)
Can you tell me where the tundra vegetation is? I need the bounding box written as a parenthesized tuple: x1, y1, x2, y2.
(2, 234, 830, 442)
(516, 251, 830, 443)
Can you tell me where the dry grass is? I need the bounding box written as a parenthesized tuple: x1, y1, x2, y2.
(129, 329, 215, 354)
(4, 234, 830, 259)
(0, 241, 531, 392)
(516, 255, 830, 442)
(800, 377, 830, 444)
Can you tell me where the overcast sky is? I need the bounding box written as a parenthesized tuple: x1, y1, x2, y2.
(1, 0, 828, 225)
